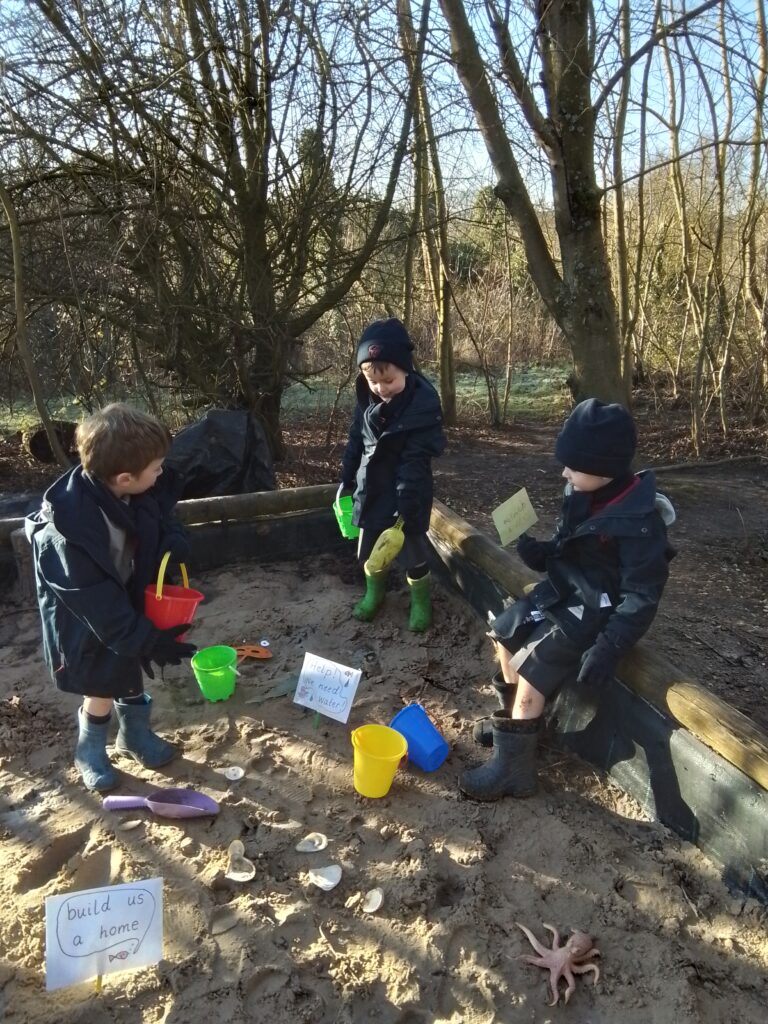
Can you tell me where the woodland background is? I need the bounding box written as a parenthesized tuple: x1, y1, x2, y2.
(0, 0, 766, 464)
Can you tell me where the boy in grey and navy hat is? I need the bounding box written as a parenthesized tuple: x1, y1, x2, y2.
(339, 317, 445, 631)
(461, 398, 676, 802)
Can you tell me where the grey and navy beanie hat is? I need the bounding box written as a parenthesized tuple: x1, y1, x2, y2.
(554, 398, 637, 478)
(356, 318, 414, 373)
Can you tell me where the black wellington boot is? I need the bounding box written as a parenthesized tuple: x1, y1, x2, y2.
(460, 714, 540, 801)
(472, 671, 517, 746)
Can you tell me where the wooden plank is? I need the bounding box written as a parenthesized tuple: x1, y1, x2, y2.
(0, 484, 337, 543)
(428, 499, 768, 793)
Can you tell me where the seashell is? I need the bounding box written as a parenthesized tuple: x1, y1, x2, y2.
(225, 839, 256, 883)
(362, 888, 384, 913)
(117, 819, 143, 832)
(307, 864, 342, 891)
(259, 639, 270, 647)
(223, 766, 245, 781)
(295, 831, 328, 853)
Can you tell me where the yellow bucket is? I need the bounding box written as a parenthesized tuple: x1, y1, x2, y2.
(351, 725, 408, 798)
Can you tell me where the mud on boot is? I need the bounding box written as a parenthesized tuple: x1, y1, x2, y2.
(75, 709, 118, 792)
(114, 694, 176, 768)
(460, 714, 540, 801)
(353, 568, 388, 622)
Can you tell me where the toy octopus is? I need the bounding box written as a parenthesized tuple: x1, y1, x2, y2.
(516, 922, 600, 1006)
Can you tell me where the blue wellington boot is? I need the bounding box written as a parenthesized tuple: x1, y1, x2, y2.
(114, 695, 176, 769)
(75, 709, 118, 791)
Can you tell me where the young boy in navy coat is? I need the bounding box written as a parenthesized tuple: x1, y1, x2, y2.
(339, 318, 445, 631)
(461, 399, 675, 801)
(26, 404, 196, 791)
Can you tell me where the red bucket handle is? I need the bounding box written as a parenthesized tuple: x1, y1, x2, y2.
(151, 551, 190, 601)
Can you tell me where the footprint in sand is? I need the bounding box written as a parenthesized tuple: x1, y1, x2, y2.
(437, 924, 495, 1024)
(14, 823, 91, 893)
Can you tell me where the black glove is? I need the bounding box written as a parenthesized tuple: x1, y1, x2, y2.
(141, 624, 196, 679)
(336, 482, 354, 502)
(162, 527, 191, 564)
(516, 533, 550, 572)
(577, 634, 622, 687)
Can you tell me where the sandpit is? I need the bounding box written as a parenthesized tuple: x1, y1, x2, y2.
(1, 553, 766, 1023)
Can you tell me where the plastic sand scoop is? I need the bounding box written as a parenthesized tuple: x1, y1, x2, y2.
(364, 517, 404, 574)
(144, 552, 204, 634)
(102, 788, 219, 819)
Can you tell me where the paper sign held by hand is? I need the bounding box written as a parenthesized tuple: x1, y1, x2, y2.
(45, 878, 162, 991)
(492, 488, 538, 547)
(294, 652, 361, 724)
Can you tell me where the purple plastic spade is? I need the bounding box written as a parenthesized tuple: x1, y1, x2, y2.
(102, 788, 219, 819)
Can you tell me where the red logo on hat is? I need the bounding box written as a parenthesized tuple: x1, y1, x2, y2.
(367, 343, 382, 358)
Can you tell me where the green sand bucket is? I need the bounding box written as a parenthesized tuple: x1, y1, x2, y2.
(191, 645, 238, 702)
(333, 494, 359, 540)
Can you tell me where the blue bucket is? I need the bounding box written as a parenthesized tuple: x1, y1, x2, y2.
(389, 703, 449, 772)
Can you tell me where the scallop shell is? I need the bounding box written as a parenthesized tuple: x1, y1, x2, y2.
(307, 864, 342, 891)
(117, 819, 143, 832)
(295, 831, 328, 853)
(225, 839, 256, 883)
(362, 888, 384, 913)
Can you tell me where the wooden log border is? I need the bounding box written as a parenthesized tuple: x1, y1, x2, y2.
(428, 499, 768, 903)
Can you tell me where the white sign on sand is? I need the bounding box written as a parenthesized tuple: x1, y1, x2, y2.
(293, 652, 362, 724)
(45, 878, 163, 991)
(491, 488, 538, 547)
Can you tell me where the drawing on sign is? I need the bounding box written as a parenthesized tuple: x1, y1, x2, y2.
(45, 878, 163, 991)
(491, 487, 538, 547)
(293, 652, 362, 724)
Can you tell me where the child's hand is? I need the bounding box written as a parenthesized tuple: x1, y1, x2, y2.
(516, 534, 549, 572)
(142, 624, 196, 678)
(577, 634, 621, 687)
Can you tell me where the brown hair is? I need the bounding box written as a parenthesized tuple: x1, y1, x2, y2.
(76, 404, 171, 480)
(360, 360, 402, 375)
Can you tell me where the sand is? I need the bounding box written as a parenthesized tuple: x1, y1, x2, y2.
(1, 553, 766, 1023)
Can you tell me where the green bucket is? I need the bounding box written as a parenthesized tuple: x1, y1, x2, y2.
(332, 494, 359, 540)
(191, 645, 238, 702)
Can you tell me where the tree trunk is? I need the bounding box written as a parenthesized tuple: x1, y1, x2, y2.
(0, 182, 70, 469)
(438, 0, 627, 405)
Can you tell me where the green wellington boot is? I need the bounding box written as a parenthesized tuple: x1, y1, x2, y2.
(407, 572, 432, 632)
(353, 569, 388, 622)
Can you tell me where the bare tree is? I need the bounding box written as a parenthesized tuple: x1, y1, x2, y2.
(0, 0, 422, 456)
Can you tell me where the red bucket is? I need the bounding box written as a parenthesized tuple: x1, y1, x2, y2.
(144, 552, 204, 634)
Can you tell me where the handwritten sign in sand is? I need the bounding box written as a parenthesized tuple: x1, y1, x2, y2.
(45, 878, 163, 991)
(491, 487, 538, 547)
(294, 652, 362, 724)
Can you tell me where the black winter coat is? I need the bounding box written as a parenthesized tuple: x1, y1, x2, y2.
(341, 372, 445, 535)
(25, 466, 186, 697)
(521, 471, 675, 651)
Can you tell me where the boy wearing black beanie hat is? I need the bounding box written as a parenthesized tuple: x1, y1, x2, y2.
(461, 398, 676, 802)
(339, 317, 445, 631)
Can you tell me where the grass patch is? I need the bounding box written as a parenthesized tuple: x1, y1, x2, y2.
(1, 365, 570, 435)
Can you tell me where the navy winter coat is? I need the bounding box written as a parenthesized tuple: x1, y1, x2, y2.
(523, 471, 675, 651)
(341, 372, 445, 535)
(25, 466, 185, 698)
